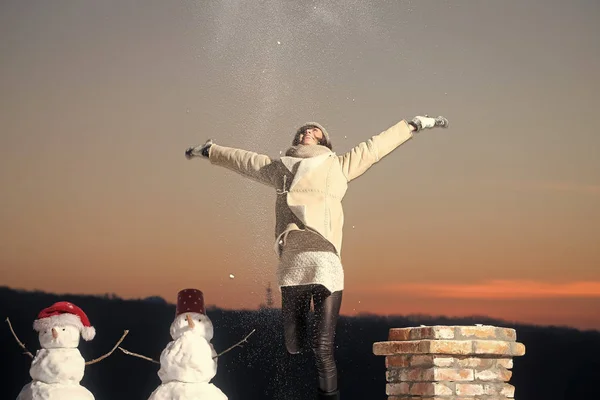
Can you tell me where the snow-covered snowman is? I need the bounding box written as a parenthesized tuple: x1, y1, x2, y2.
(17, 301, 97, 400)
(148, 288, 227, 400)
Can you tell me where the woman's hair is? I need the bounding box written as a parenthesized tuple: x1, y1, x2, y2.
(292, 124, 333, 150)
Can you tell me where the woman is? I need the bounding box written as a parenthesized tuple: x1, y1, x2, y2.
(185, 115, 448, 399)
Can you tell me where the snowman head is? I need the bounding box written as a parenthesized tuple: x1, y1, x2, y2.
(172, 288, 213, 340)
(38, 324, 82, 349)
(33, 301, 96, 348)
(170, 312, 214, 340)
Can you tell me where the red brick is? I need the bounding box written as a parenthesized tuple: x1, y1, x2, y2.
(431, 356, 455, 367)
(386, 382, 410, 395)
(386, 355, 411, 368)
(405, 368, 422, 381)
(459, 325, 498, 339)
(501, 383, 516, 397)
(473, 340, 510, 355)
(434, 326, 455, 339)
(511, 341, 526, 356)
(389, 326, 455, 341)
(386, 369, 402, 382)
(496, 358, 514, 369)
(373, 341, 422, 355)
(483, 382, 515, 396)
(475, 367, 512, 382)
(456, 356, 493, 368)
(410, 382, 453, 396)
(455, 383, 484, 396)
(428, 340, 473, 355)
(412, 327, 434, 340)
(421, 368, 435, 381)
(499, 327, 517, 341)
(416, 326, 455, 339)
(388, 328, 411, 341)
(433, 368, 474, 381)
(411, 355, 435, 366)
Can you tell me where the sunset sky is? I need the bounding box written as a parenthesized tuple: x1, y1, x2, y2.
(1, 0, 599, 331)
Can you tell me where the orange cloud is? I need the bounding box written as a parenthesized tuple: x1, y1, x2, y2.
(356, 280, 600, 299)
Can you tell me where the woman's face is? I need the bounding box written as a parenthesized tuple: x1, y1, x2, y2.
(297, 126, 323, 146)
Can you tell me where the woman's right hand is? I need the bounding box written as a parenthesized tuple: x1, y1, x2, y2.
(185, 139, 214, 160)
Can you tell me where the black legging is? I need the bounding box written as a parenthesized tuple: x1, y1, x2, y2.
(281, 284, 343, 393)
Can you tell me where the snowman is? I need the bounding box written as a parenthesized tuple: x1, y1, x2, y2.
(148, 288, 227, 400)
(17, 301, 96, 400)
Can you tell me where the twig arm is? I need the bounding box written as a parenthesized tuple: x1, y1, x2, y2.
(118, 347, 160, 364)
(6, 317, 34, 359)
(85, 330, 129, 365)
(213, 329, 256, 359)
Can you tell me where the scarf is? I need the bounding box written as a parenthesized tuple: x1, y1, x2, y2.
(284, 144, 332, 158)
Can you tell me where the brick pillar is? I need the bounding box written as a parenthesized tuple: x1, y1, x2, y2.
(373, 325, 526, 399)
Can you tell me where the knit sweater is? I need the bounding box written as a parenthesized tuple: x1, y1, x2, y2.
(277, 230, 344, 293)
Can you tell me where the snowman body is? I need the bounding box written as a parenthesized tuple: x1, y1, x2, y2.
(148, 312, 227, 400)
(16, 325, 94, 400)
(17, 381, 94, 400)
(147, 381, 227, 400)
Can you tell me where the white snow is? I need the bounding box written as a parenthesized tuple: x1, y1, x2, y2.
(17, 381, 94, 400)
(151, 312, 227, 399)
(157, 332, 218, 383)
(39, 325, 81, 349)
(29, 348, 86, 384)
(17, 323, 95, 400)
(170, 312, 214, 341)
(148, 381, 227, 400)
(229, 274, 235, 279)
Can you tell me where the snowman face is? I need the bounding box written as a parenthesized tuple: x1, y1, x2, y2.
(39, 324, 81, 349)
(169, 312, 214, 341)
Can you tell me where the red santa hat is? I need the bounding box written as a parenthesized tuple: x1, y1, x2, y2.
(176, 288, 205, 316)
(33, 301, 96, 341)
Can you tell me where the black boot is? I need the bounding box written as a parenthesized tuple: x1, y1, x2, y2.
(317, 389, 339, 400)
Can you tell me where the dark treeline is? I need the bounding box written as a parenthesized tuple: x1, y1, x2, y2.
(1, 286, 598, 399)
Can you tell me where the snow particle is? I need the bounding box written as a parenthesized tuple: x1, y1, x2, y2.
(229, 274, 235, 279)
(277, 41, 281, 45)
